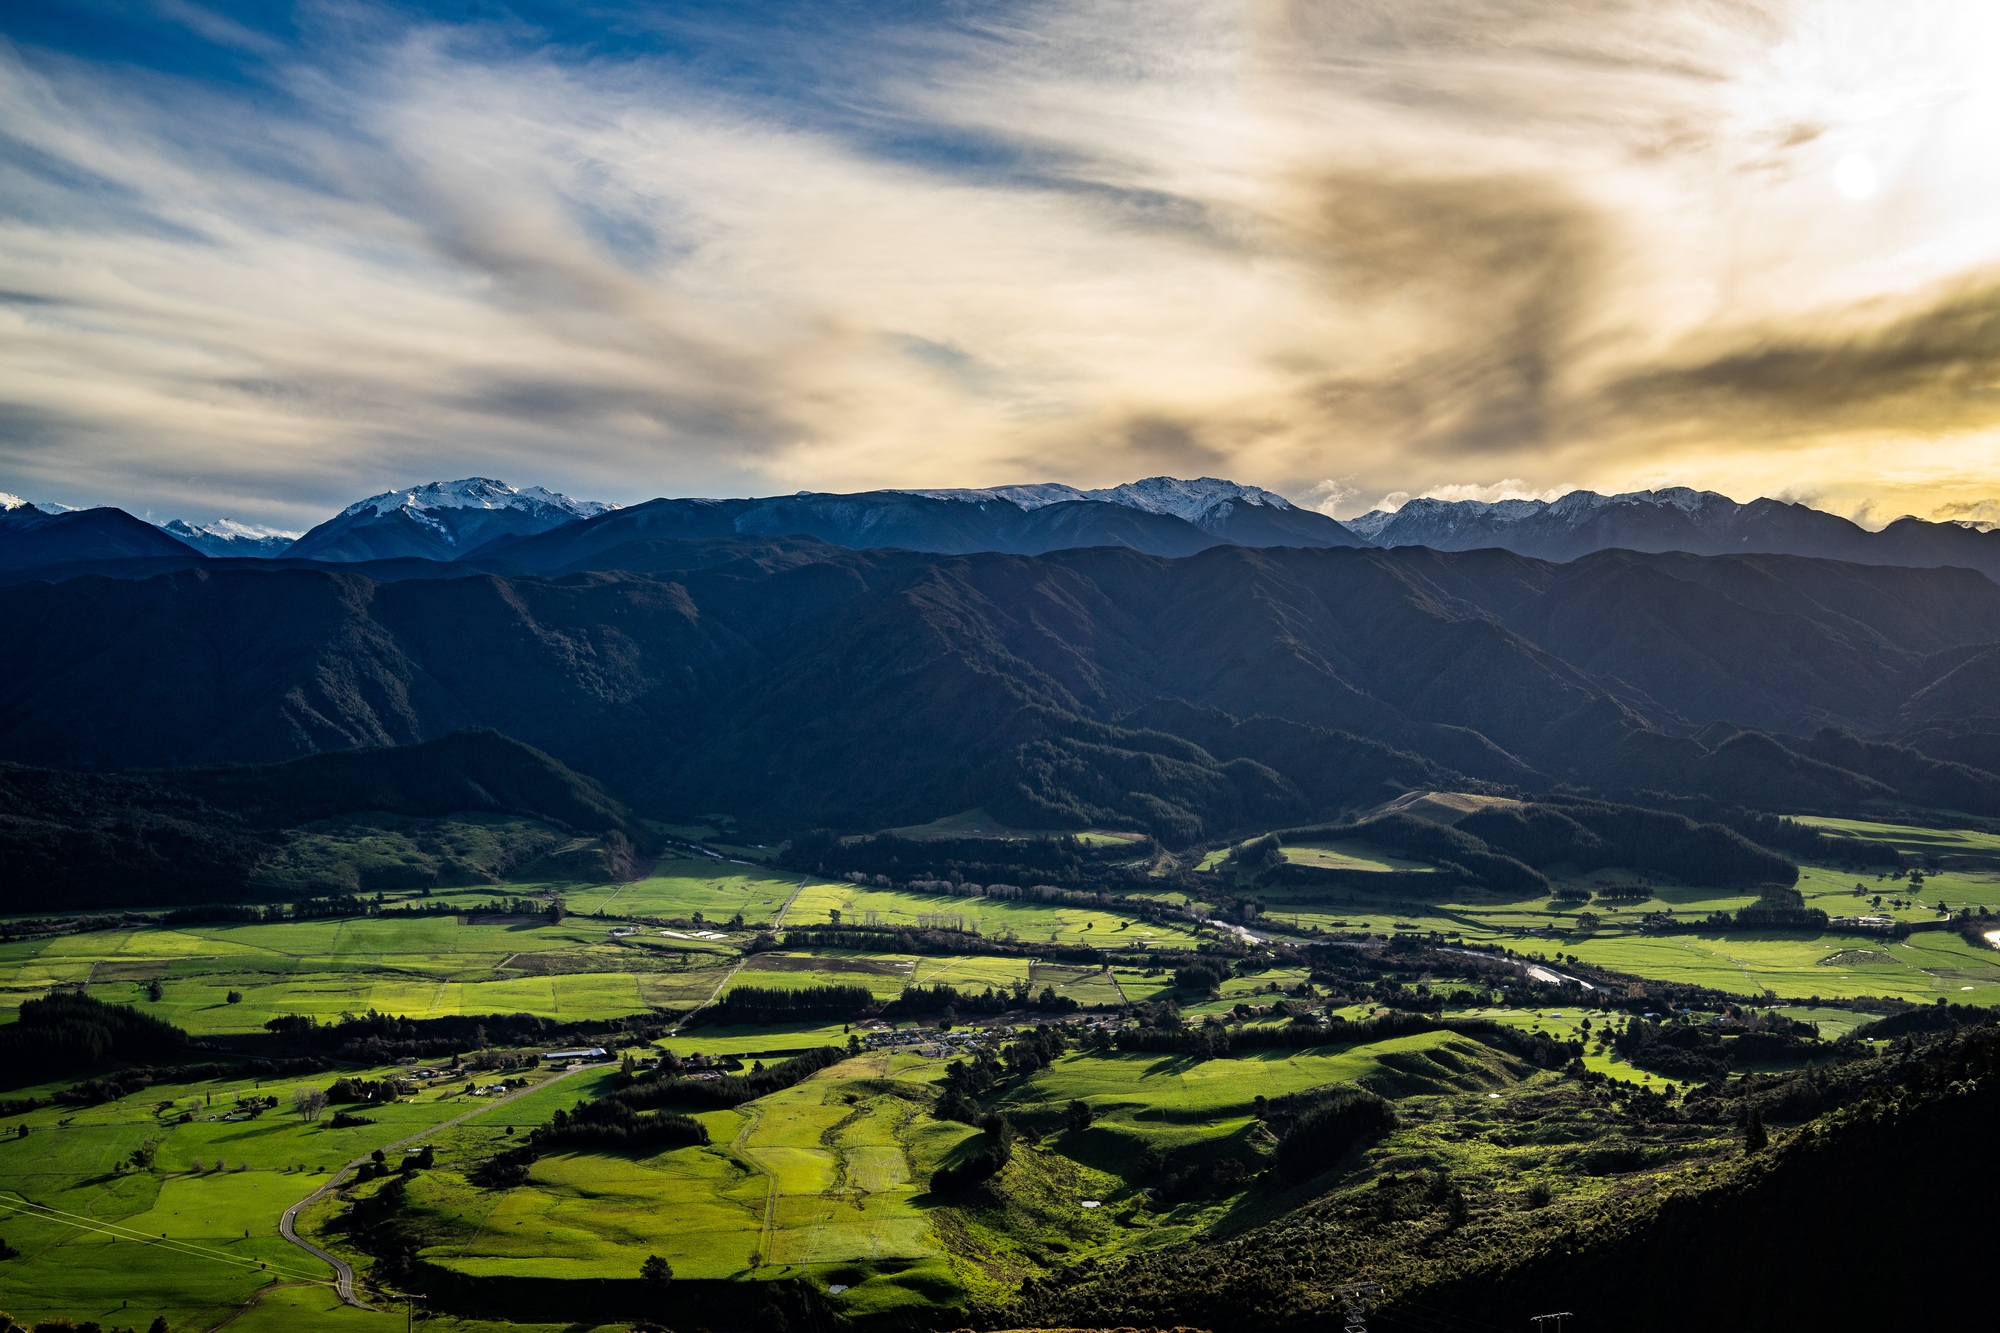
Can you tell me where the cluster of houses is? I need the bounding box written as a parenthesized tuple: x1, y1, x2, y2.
(849, 1015, 1127, 1059)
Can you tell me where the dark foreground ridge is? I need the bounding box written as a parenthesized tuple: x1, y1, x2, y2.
(6, 541, 2000, 842)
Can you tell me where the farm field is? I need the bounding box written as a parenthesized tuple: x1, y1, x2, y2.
(785, 883, 1198, 948)
(560, 858, 809, 922)
(1797, 816, 2000, 862)
(0, 894, 753, 1029)
(876, 809, 1147, 849)
(1280, 841, 1434, 872)
(400, 1052, 981, 1316)
(1001, 1032, 1522, 1141)
(4, 808, 1997, 1328)
(0, 1060, 589, 1331)
(1568, 928, 2000, 1004)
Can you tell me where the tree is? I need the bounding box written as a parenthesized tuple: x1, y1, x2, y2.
(1745, 1107, 1768, 1152)
(225, 990, 243, 1004)
(293, 1087, 329, 1122)
(127, 1138, 159, 1172)
(1064, 1099, 1094, 1132)
(149, 1319, 171, 1333)
(640, 1254, 673, 1284)
(145, 979, 165, 1002)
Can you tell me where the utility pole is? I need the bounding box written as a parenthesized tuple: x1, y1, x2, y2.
(1332, 1282, 1381, 1333)
(1531, 1313, 1572, 1333)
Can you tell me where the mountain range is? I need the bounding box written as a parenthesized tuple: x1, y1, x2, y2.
(1351, 486, 2000, 580)
(7, 532, 2000, 844)
(15, 476, 2000, 582)
(285, 477, 617, 562)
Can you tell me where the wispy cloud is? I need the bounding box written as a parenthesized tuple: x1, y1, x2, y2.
(4, 1, 2000, 525)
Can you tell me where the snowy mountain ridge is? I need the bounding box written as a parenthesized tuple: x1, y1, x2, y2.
(1348, 487, 1745, 542)
(339, 477, 614, 525)
(288, 478, 616, 562)
(902, 475, 1295, 521)
(158, 518, 301, 557)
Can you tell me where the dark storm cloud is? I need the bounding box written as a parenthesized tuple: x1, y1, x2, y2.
(1596, 277, 2000, 439)
(1297, 171, 1606, 459)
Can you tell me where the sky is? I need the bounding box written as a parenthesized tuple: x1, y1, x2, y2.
(6, 1, 2000, 531)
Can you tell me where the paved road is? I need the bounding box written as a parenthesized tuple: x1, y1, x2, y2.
(276, 1064, 598, 1309)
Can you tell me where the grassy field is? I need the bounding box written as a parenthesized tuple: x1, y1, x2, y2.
(1003, 1032, 1517, 1134)
(4, 809, 1996, 1327)
(1280, 841, 1434, 872)
(560, 859, 810, 921)
(877, 809, 1145, 848)
(0, 872, 783, 1030)
(0, 1062, 587, 1331)
(785, 883, 1197, 948)
(401, 1052, 979, 1314)
(1797, 816, 2000, 863)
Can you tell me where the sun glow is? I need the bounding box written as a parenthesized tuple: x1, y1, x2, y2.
(1833, 153, 1877, 200)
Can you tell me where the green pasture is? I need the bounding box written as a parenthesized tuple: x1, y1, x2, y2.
(0, 912, 743, 1031)
(1281, 841, 1433, 873)
(0, 1062, 582, 1330)
(1112, 968, 1182, 1004)
(560, 859, 808, 921)
(412, 1051, 976, 1307)
(1002, 1030, 1518, 1143)
(876, 808, 1144, 849)
(1175, 967, 1313, 1016)
(1798, 816, 2000, 864)
(1568, 928, 2000, 1003)
(1792, 863, 2000, 923)
(785, 883, 1195, 948)
(1027, 963, 1125, 1006)
(656, 1021, 860, 1059)
(908, 954, 1034, 992)
(729, 951, 918, 999)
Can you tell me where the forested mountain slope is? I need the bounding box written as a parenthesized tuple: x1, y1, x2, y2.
(4, 542, 2000, 839)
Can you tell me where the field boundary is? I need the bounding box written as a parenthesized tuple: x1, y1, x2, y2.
(686, 875, 815, 1020)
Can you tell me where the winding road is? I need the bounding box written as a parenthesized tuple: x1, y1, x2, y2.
(277, 1063, 599, 1309)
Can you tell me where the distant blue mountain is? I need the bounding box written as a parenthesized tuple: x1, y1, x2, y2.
(1350, 487, 2000, 582)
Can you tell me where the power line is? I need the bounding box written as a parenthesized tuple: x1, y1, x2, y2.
(1380, 1293, 1520, 1333)
(0, 1194, 333, 1287)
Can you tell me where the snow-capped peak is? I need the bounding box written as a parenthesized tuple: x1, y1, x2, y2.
(0, 492, 30, 511)
(161, 517, 302, 542)
(1085, 476, 1294, 519)
(341, 478, 614, 522)
(899, 475, 1294, 519)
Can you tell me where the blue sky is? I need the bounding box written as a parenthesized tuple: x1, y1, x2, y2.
(6, 1, 2000, 530)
